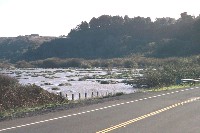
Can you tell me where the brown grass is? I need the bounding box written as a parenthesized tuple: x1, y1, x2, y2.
(0, 74, 65, 112)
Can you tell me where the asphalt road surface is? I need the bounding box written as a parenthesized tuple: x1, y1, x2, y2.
(0, 86, 200, 133)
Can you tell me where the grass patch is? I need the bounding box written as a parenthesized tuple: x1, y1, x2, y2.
(0, 102, 68, 120)
(102, 92, 124, 98)
(147, 84, 200, 92)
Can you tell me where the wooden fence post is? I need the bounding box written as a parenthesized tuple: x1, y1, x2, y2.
(72, 94, 74, 101)
(92, 92, 94, 98)
(79, 93, 81, 100)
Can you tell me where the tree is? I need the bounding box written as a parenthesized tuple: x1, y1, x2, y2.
(193, 18, 200, 42)
(77, 21, 89, 31)
(180, 12, 194, 23)
(89, 17, 98, 28)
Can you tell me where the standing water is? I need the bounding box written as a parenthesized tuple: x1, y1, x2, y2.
(1, 68, 141, 100)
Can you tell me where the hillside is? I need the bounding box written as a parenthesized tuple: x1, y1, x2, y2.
(20, 12, 200, 61)
(1, 12, 200, 62)
(0, 35, 56, 62)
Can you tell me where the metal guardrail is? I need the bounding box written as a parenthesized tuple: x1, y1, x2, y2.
(181, 78, 200, 86)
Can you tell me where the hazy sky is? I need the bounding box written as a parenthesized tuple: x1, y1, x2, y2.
(0, 0, 200, 37)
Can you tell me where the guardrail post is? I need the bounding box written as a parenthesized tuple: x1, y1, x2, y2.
(97, 91, 99, 97)
(85, 93, 87, 99)
(59, 92, 62, 97)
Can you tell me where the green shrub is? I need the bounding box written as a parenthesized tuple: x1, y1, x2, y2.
(0, 74, 66, 112)
(0, 74, 18, 87)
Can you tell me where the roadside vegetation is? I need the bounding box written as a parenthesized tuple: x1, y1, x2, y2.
(129, 66, 200, 89)
(123, 56, 200, 88)
(0, 74, 66, 118)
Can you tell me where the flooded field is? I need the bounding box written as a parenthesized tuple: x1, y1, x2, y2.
(1, 68, 142, 100)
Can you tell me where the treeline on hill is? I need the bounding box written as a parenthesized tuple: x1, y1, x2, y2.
(17, 12, 200, 61)
(0, 36, 55, 62)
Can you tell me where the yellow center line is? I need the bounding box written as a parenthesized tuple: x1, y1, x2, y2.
(96, 97, 200, 133)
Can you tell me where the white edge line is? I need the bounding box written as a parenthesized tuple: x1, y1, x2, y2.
(0, 87, 195, 132)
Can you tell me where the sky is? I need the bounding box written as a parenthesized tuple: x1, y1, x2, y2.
(0, 0, 200, 37)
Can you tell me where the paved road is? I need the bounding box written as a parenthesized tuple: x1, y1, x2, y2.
(0, 86, 200, 133)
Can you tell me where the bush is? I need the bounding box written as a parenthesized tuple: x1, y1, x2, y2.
(15, 60, 34, 68)
(0, 74, 18, 87)
(131, 64, 200, 88)
(0, 74, 66, 112)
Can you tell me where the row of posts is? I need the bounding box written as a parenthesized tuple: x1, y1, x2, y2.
(59, 91, 112, 101)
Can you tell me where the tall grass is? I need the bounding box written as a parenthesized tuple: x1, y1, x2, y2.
(0, 74, 66, 112)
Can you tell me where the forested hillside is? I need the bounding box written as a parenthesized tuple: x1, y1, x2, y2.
(0, 36, 56, 61)
(1, 12, 200, 62)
